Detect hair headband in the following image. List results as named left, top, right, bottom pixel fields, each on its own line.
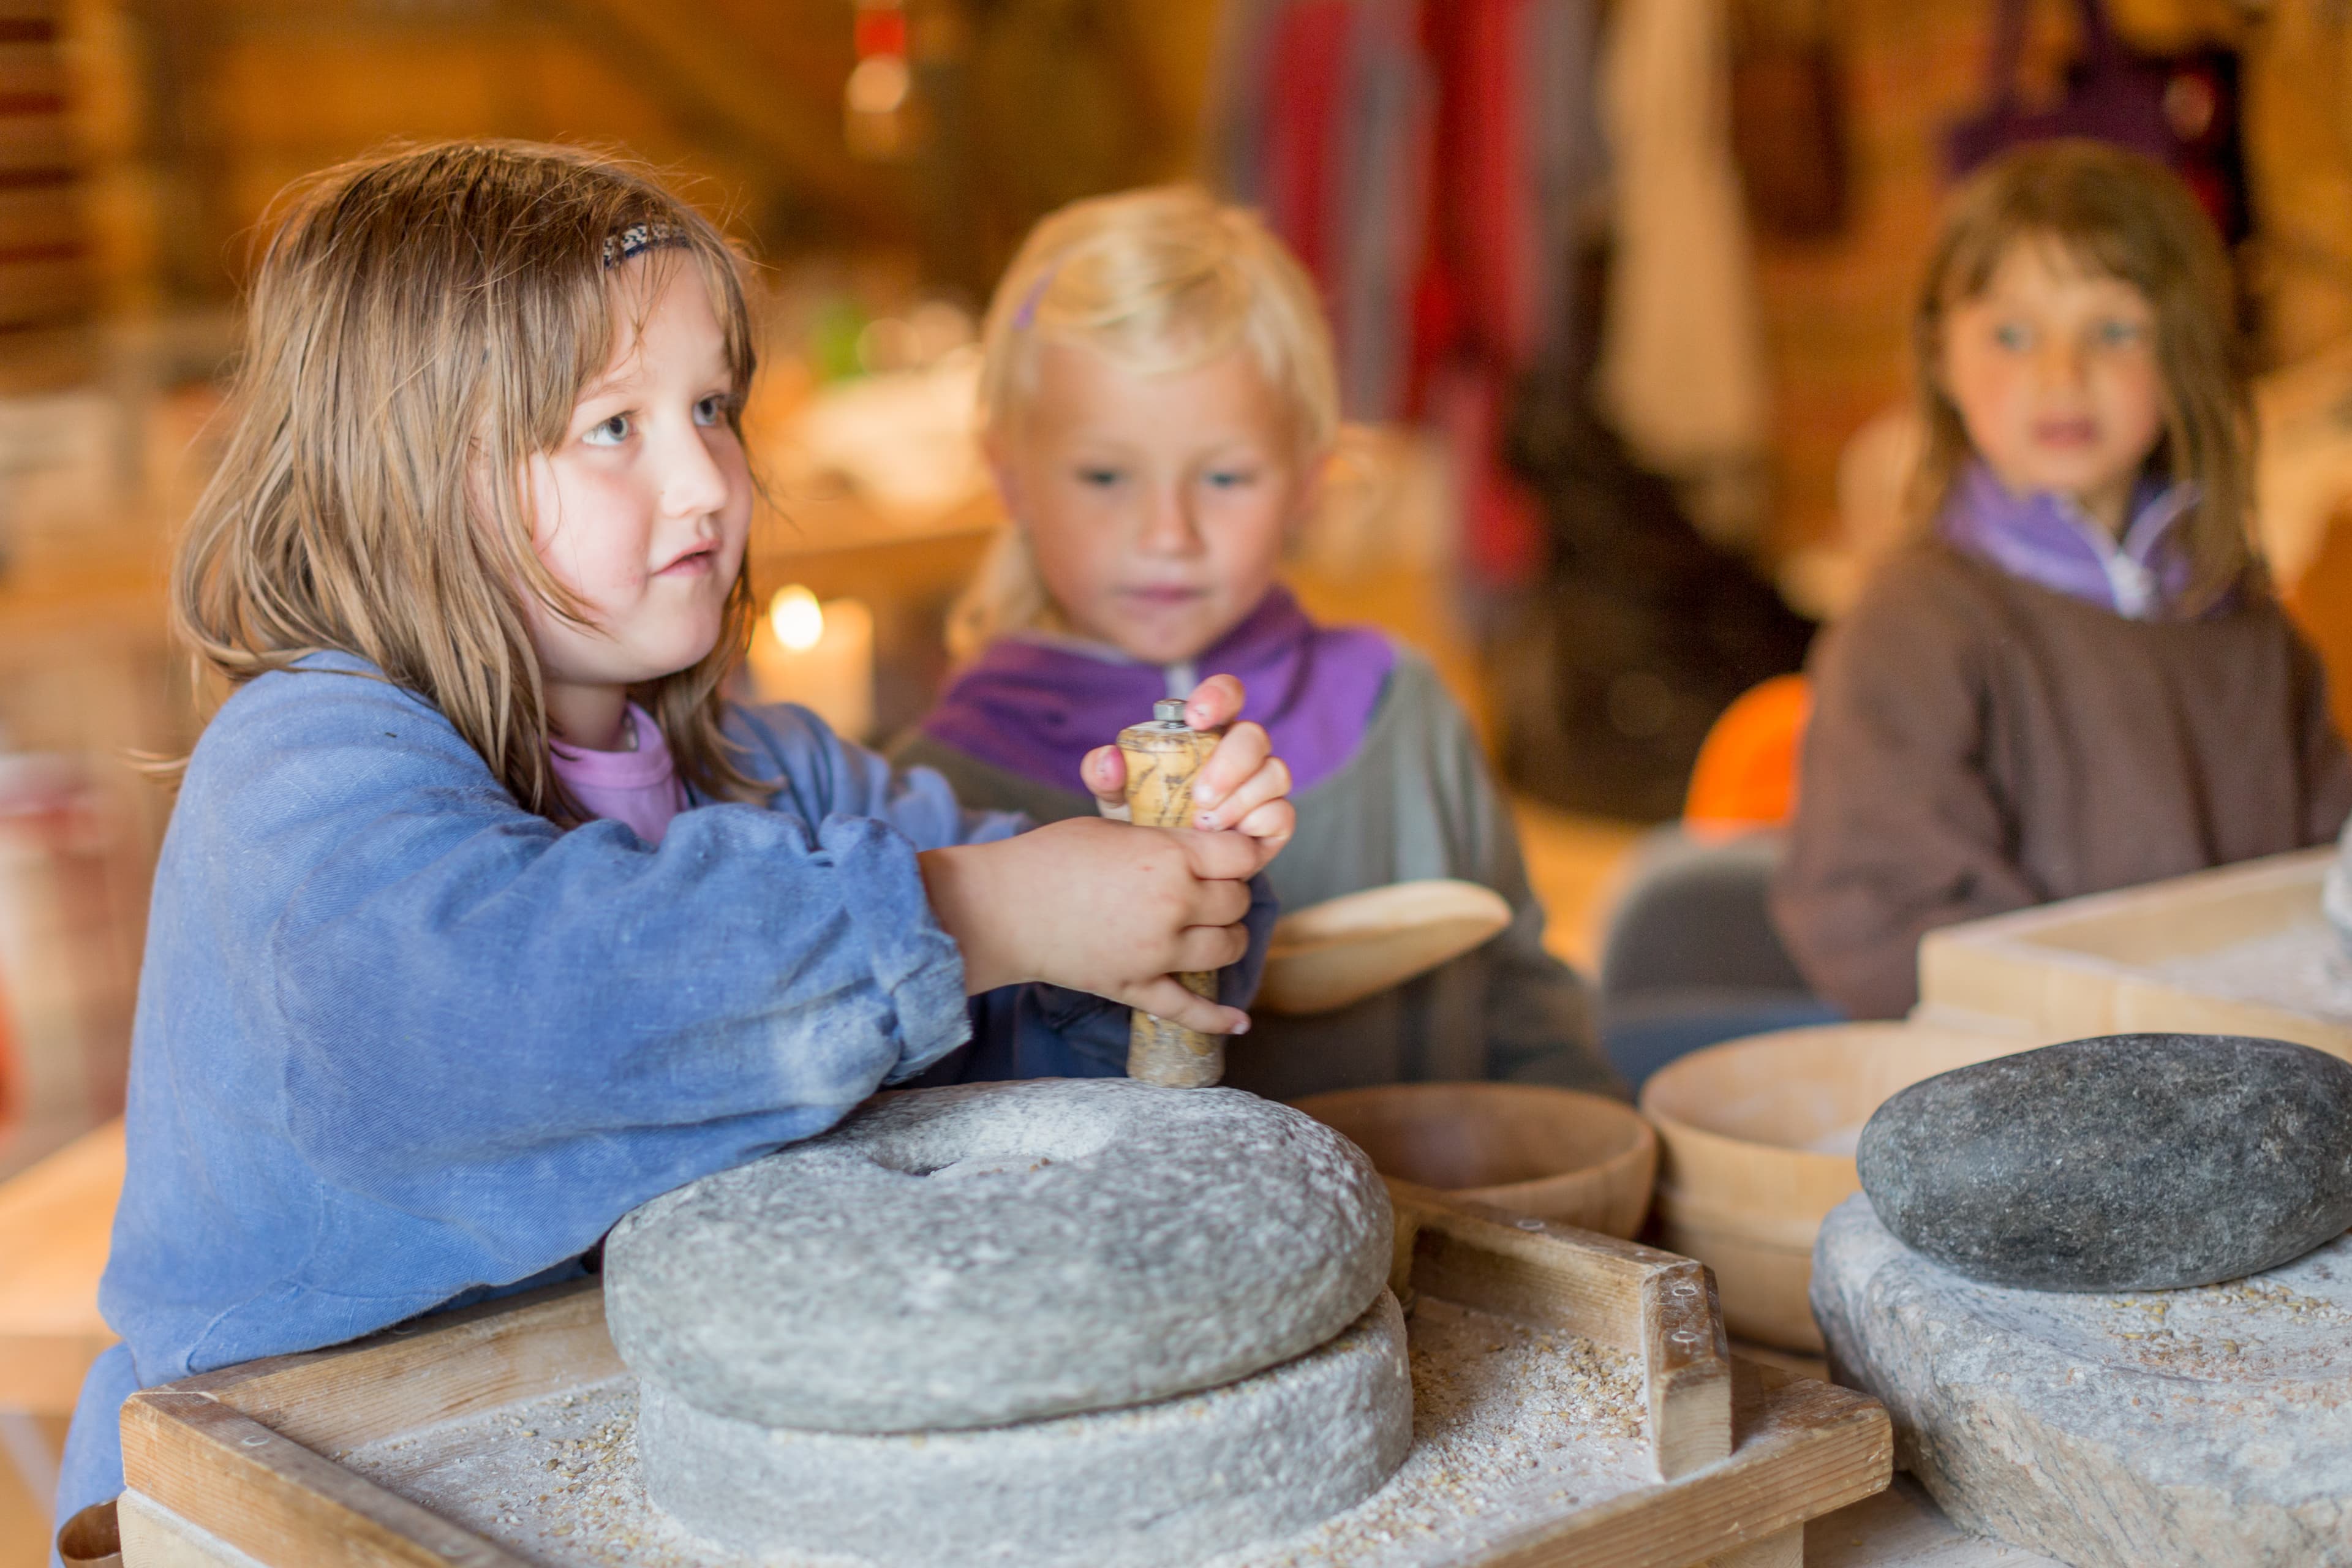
left=1012, top=268, right=1055, bottom=330
left=602, top=220, right=688, bottom=269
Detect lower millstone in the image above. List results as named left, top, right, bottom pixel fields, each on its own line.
left=637, top=1292, right=1415, bottom=1568
left=1814, top=1195, right=2352, bottom=1567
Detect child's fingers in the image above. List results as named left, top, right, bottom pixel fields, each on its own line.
left=1174, top=922, right=1251, bottom=973
left=1191, top=722, right=1271, bottom=818
left=1183, top=673, right=1247, bottom=732
left=1172, top=824, right=1270, bottom=883
left=1180, top=876, right=1253, bottom=932
left=1126, top=973, right=1252, bottom=1037
left=1083, top=744, right=1131, bottom=819
left=1197, top=753, right=1290, bottom=831
left=1231, top=798, right=1296, bottom=853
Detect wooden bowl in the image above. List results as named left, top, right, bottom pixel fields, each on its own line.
left=1639, top=1021, right=2036, bottom=1351
left=1289, top=1082, right=1657, bottom=1239
left=1261, top=880, right=1513, bottom=1014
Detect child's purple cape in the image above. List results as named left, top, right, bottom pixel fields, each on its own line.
left=919, top=586, right=1395, bottom=796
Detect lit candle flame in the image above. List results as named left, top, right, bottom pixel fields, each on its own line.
left=770, top=585, right=825, bottom=652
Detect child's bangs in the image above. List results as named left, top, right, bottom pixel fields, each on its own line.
left=540, top=221, right=754, bottom=449
left=1034, top=262, right=1324, bottom=450
left=1931, top=147, right=2202, bottom=314
left=1079, top=270, right=1253, bottom=378
left=1937, top=213, right=2156, bottom=309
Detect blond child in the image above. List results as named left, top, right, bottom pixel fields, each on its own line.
left=56, top=143, right=1298, bottom=1531
left=894, top=186, right=1618, bottom=1101
left=1773, top=141, right=2352, bottom=1018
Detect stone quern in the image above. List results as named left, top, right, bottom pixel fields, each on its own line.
left=1815, top=1194, right=2352, bottom=1567
left=1856, top=1033, right=2352, bottom=1291
left=637, top=1292, right=1415, bottom=1568
left=605, top=1078, right=1393, bottom=1431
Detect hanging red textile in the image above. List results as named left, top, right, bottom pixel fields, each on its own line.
left=1261, top=1, right=1354, bottom=290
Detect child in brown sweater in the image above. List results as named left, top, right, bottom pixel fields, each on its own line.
left=1772, top=142, right=2352, bottom=1019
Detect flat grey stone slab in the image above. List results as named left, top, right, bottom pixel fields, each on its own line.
left=1815, top=1194, right=2352, bottom=1567
left=637, top=1292, right=1414, bottom=1568
left=606, top=1079, right=1393, bottom=1431
left=1857, top=1033, right=2352, bottom=1291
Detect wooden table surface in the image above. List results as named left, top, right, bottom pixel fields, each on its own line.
left=0, top=1118, right=120, bottom=1416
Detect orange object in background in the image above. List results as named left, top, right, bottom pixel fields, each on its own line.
left=1683, top=674, right=1811, bottom=832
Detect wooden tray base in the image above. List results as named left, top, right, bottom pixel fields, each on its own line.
left=119, top=1186, right=1891, bottom=1568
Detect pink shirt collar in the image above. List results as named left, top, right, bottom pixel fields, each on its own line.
left=549, top=703, right=684, bottom=845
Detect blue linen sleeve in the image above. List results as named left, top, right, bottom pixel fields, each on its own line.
left=207, top=673, right=976, bottom=1226
left=729, top=701, right=1028, bottom=850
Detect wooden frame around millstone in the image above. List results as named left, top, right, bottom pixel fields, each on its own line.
left=116, top=1182, right=1892, bottom=1568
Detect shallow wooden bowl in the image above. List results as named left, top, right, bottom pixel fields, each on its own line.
left=1289, top=1082, right=1657, bottom=1239
left=1260, top=880, right=1513, bottom=1015
left=1638, top=1021, right=2035, bottom=1351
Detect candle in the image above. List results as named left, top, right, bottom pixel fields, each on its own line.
left=748, top=586, right=876, bottom=742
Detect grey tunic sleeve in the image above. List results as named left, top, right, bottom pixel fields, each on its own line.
left=886, top=731, right=1094, bottom=827
left=1362, top=656, right=1616, bottom=1096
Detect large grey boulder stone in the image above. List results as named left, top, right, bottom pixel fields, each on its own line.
left=1815, top=1194, right=2352, bottom=1567
left=606, top=1078, right=1393, bottom=1431
left=638, top=1292, right=1415, bottom=1568
left=1856, top=1033, right=2352, bottom=1291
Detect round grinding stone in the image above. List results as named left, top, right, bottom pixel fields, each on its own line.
left=1858, top=1033, right=2352, bottom=1291
left=636, top=1292, right=1414, bottom=1568
left=605, top=1079, right=1394, bottom=1432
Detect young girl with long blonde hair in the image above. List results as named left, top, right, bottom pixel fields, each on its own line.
left=1773, top=141, right=2352, bottom=1019
left=55, top=142, right=1297, bottom=1528
left=895, top=186, right=1617, bottom=1100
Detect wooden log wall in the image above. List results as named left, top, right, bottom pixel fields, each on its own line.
left=0, top=1, right=85, bottom=337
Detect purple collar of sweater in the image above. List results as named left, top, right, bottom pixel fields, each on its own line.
left=1939, top=461, right=2203, bottom=620
left=919, top=586, right=1395, bottom=797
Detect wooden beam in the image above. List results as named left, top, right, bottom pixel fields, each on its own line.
left=1386, top=1180, right=1733, bottom=1482
left=552, top=0, right=903, bottom=236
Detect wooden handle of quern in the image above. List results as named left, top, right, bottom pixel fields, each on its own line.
left=1118, top=698, right=1226, bottom=1087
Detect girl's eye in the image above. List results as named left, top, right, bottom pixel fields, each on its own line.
left=1992, top=322, right=2033, bottom=352
left=583, top=413, right=631, bottom=447
left=2094, top=318, right=2147, bottom=348
left=1076, top=467, right=1123, bottom=488
left=694, top=394, right=730, bottom=427
left=1205, top=469, right=1259, bottom=490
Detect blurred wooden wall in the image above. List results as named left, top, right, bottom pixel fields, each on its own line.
left=51, top=0, right=1223, bottom=311
left=34, top=0, right=2352, bottom=560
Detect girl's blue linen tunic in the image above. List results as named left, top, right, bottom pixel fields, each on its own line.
left=55, top=654, right=1259, bottom=1533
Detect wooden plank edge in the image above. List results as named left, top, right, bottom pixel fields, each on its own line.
left=1387, top=1179, right=1686, bottom=1349
left=2109, top=974, right=2352, bottom=1058
left=1920, top=848, right=2330, bottom=949
left=166, top=1278, right=605, bottom=1412
left=1642, top=1263, right=1732, bottom=1480
left=1474, top=1376, right=1892, bottom=1568
left=1385, top=1180, right=1734, bottom=1483
left=119, top=1488, right=272, bottom=1567
left=122, top=1389, right=524, bottom=1568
